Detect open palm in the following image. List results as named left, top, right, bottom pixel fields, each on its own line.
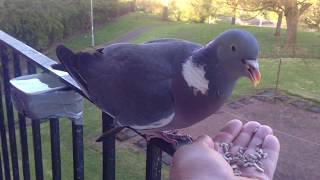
left=171, top=119, right=280, bottom=180
left=213, top=120, right=280, bottom=180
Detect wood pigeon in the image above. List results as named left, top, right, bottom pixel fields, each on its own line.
left=56, top=29, right=261, bottom=144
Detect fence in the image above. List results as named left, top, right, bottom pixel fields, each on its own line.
left=0, top=30, right=174, bottom=180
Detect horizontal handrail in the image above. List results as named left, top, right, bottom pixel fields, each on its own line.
left=0, top=30, right=83, bottom=96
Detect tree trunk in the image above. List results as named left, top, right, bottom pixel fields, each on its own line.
left=283, top=1, right=311, bottom=55
left=231, top=7, right=236, bottom=25
left=131, top=0, right=136, bottom=11
left=284, top=1, right=299, bottom=54
left=274, top=11, right=283, bottom=36
left=231, top=15, right=236, bottom=25
left=162, top=6, right=169, bottom=21
left=200, top=16, right=206, bottom=23
left=284, top=12, right=298, bottom=54
left=176, top=12, right=181, bottom=21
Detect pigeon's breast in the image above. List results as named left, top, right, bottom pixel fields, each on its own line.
left=161, top=69, right=225, bottom=130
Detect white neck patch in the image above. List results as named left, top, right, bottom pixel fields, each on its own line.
left=182, top=57, right=209, bottom=95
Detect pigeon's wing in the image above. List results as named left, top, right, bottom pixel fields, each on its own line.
left=144, top=38, right=183, bottom=44
left=56, top=44, right=175, bottom=130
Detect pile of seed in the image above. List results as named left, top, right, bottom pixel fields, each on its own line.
left=219, top=143, right=268, bottom=176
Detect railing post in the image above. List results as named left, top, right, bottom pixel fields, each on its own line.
left=0, top=45, right=20, bottom=180
left=13, top=52, right=31, bottom=180
left=32, top=119, right=44, bottom=180
left=102, top=112, right=115, bottom=180
left=50, top=118, right=61, bottom=180
left=18, top=114, right=31, bottom=180
left=0, top=151, right=3, bottom=180
left=72, top=120, right=84, bottom=180
left=0, top=68, right=11, bottom=180
left=146, top=139, right=162, bottom=180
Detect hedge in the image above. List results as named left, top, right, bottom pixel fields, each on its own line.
left=0, top=0, right=134, bottom=51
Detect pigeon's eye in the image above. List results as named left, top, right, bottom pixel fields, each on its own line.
left=231, top=45, right=236, bottom=52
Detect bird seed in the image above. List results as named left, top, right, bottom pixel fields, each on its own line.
left=219, top=142, right=267, bottom=176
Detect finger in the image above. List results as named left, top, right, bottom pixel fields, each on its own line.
left=261, top=135, right=280, bottom=179
left=240, top=135, right=280, bottom=180
left=247, top=125, right=273, bottom=152
left=194, top=135, right=215, bottom=149
left=230, top=121, right=261, bottom=154
left=213, top=119, right=243, bottom=143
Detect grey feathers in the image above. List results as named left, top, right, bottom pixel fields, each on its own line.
left=56, top=29, right=260, bottom=131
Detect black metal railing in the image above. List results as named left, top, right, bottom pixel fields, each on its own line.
left=0, top=30, right=175, bottom=180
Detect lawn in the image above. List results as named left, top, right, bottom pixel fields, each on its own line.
left=62, top=12, right=166, bottom=51
left=131, top=20, right=320, bottom=58
left=13, top=12, right=320, bottom=180
left=234, top=58, right=320, bottom=101
left=129, top=19, right=320, bottom=101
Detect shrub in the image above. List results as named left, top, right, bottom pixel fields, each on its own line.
left=0, top=0, right=133, bottom=51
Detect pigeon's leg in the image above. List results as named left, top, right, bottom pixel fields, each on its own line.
left=146, top=130, right=193, bottom=146
left=96, top=126, right=125, bottom=142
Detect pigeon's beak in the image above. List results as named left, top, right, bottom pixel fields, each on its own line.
left=244, top=60, right=261, bottom=87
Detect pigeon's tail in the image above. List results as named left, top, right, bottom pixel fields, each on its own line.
left=56, top=45, right=98, bottom=94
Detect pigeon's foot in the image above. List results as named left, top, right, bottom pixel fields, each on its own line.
left=146, top=130, right=193, bottom=146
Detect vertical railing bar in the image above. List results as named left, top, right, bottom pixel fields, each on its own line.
left=72, top=121, right=84, bottom=180
left=0, top=148, right=3, bottom=180
left=18, top=114, right=31, bottom=180
left=0, top=47, right=11, bottom=180
left=50, top=118, right=61, bottom=180
left=13, top=51, right=31, bottom=180
left=31, top=119, right=44, bottom=180
left=27, top=62, right=36, bottom=74
left=0, top=45, right=20, bottom=180
left=12, top=51, right=21, bottom=77
left=146, top=140, right=162, bottom=180
left=102, top=112, right=115, bottom=180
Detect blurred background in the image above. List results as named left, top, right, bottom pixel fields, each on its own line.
left=0, top=0, right=319, bottom=179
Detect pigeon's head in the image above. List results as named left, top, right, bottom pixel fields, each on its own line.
left=199, top=29, right=261, bottom=86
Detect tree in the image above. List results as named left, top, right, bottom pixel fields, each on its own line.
left=245, top=0, right=312, bottom=52
left=169, top=1, right=183, bottom=21
left=303, top=1, right=320, bottom=31
left=189, top=0, right=215, bottom=23
left=282, top=0, right=312, bottom=51
left=244, top=0, right=284, bottom=36
left=226, top=0, right=239, bottom=24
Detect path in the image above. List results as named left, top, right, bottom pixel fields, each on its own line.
left=181, top=91, right=320, bottom=180
left=85, top=25, right=156, bottom=52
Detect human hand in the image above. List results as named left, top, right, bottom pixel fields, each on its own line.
left=170, top=119, right=280, bottom=180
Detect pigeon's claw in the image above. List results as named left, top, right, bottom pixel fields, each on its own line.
left=146, top=131, right=193, bottom=146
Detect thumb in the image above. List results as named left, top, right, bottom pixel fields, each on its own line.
left=194, top=135, right=215, bottom=149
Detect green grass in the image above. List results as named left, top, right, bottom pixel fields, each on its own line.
left=233, top=58, right=320, bottom=101
left=130, top=20, right=320, bottom=101
left=12, top=12, right=320, bottom=180
left=131, top=20, right=320, bottom=58
left=46, top=12, right=166, bottom=58
left=64, top=12, right=165, bottom=51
